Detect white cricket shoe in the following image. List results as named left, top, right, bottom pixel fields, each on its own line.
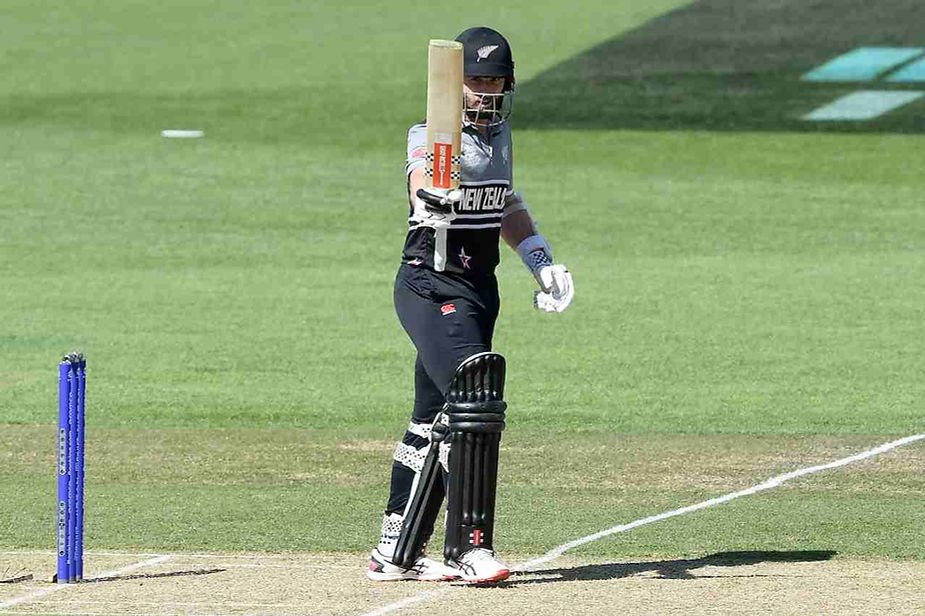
left=446, top=548, right=510, bottom=584
left=366, top=548, right=459, bottom=582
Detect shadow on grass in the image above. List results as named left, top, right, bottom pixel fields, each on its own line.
left=509, top=550, right=837, bottom=585
left=515, top=0, right=925, bottom=133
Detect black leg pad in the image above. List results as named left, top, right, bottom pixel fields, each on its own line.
left=392, top=439, right=445, bottom=568
left=443, top=352, right=507, bottom=562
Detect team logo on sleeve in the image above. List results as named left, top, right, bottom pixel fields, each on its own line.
left=441, top=303, right=457, bottom=316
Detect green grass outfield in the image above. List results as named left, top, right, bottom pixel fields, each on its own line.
left=2, top=0, right=924, bottom=566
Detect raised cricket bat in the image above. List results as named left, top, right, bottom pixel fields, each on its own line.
left=425, top=40, right=463, bottom=190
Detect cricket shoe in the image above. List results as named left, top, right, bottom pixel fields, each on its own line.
left=446, top=548, right=510, bottom=584
left=366, top=548, right=460, bottom=582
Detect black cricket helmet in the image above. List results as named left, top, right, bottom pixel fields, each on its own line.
left=455, top=26, right=515, bottom=125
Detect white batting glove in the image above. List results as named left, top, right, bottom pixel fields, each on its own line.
left=534, top=264, right=574, bottom=313
left=412, top=187, right=461, bottom=230
left=517, top=234, right=574, bottom=313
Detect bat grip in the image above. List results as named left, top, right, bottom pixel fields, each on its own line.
left=416, top=188, right=454, bottom=214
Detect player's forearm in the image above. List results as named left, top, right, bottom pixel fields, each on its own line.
left=500, top=209, right=538, bottom=250
left=407, top=168, right=426, bottom=207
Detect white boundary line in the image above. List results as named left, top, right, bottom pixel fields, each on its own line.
left=358, top=433, right=925, bottom=616
left=0, top=555, right=171, bottom=610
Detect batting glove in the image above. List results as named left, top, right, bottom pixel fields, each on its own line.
left=412, top=187, right=461, bottom=230
left=534, top=264, right=574, bottom=313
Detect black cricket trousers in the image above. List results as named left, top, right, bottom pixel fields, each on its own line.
left=386, top=263, right=500, bottom=514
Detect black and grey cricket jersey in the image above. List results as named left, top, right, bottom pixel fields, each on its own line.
left=402, top=122, right=514, bottom=277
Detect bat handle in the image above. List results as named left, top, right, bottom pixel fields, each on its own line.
left=416, top=188, right=454, bottom=214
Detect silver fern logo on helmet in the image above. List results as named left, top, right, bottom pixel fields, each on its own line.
left=476, top=45, right=500, bottom=61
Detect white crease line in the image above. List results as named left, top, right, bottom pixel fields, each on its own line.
left=0, top=555, right=171, bottom=610
left=117, top=552, right=334, bottom=561
left=30, top=600, right=306, bottom=608
left=0, top=551, right=160, bottom=557
left=0, top=554, right=355, bottom=572
left=0, top=612, right=234, bottom=616
left=0, top=550, right=359, bottom=568
left=360, top=589, right=454, bottom=616
left=359, top=433, right=925, bottom=616
left=0, top=550, right=313, bottom=560
left=172, top=562, right=356, bottom=569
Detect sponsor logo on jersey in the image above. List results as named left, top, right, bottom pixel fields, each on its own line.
left=441, top=303, right=457, bottom=316
left=457, top=184, right=506, bottom=212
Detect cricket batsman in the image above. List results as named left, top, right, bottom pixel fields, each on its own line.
left=367, top=26, right=574, bottom=584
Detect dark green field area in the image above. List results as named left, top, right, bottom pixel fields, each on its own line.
left=1, top=0, right=924, bottom=570
left=518, top=0, right=925, bottom=132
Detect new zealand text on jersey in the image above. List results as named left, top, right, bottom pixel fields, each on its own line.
left=457, top=184, right=507, bottom=212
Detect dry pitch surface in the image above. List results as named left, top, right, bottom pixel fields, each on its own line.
left=2, top=551, right=924, bottom=616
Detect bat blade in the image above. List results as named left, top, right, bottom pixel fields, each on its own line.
left=425, top=39, right=463, bottom=190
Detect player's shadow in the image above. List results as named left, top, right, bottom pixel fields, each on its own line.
left=81, top=568, right=227, bottom=583
left=508, top=550, right=836, bottom=585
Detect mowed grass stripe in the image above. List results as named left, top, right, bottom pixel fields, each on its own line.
left=3, top=131, right=924, bottom=434
left=2, top=428, right=923, bottom=558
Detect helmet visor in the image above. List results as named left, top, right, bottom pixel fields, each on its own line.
left=464, top=91, right=514, bottom=127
